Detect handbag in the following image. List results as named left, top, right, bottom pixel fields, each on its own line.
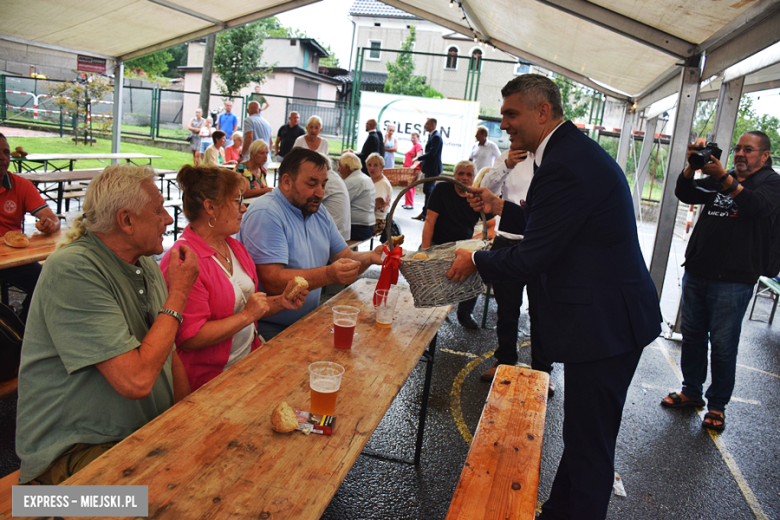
left=186, top=134, right=193, bottom=142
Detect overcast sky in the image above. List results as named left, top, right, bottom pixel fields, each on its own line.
left=277, top=0, right=356, bottom=69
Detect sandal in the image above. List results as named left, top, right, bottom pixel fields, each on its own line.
left=702, top=411, right=726, bottom=431
left=660, top=392, right=705, bottom=409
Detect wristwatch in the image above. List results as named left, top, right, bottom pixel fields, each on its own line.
left=158, top=308, right=183, bottom=325
left=722, top=177, right=740, bottom=194
left=719, top=173, right=731, bottom=184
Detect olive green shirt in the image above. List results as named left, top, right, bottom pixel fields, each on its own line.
left=16, top=232, right=174, bottom=483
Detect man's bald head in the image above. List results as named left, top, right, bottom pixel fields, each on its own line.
left=247, top=101, right=260, bottom=115
left=366, top=119, right=377, bottom=131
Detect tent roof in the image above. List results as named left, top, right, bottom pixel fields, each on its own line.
left=1, top=0, right=779, bottom=101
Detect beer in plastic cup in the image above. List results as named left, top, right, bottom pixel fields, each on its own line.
left=374, top=287, right=400, bottom=328
left=309, top=361, right=344, bottom=415
left=332, top=305, right=360, bottom=349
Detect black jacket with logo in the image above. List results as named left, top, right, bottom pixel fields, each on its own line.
left=676, top=165, right=780, bottom=284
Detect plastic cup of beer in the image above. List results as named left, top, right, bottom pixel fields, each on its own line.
left=309, top=361, right=344, bottom=416
left=374, top=287, right=400, bottom=328
left=333, top=305, right=360, bottom=349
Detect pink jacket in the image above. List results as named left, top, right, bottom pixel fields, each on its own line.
left=159, top=225, right=261, bottom=391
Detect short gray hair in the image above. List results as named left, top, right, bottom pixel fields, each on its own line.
left=501, top=74, right=564, bottom=119
left=340, top=152, right=362, bottom=172
left=306, top=115, right=322, bottom=128
left=63, top=164, right=155, bottom=245
left=454, top=160, right=475, bottom=175
left=476, top=125, right=488, bottom=135
left=367, top=152, right=385, bottom=168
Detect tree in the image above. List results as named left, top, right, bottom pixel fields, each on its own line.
left=124, top=50, right=173, bottom=79
left=46, top=73, right=113, bottom=146
left=552, top=76, right=590, bottom=122
left=320, top=44, right=339, bottom=68
left=213, top=23, right=273, bottom=98
left=384, top=26, right=443, bottom=98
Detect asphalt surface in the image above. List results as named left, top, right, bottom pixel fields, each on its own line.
left=2, top=185, right=779, bottom=520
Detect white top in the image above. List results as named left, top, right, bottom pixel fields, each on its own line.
left=293, top=135, right=329, bottom=156
left=212, top=248, right=255, bottom=370
left=343, top=170, right=376, bottom=226
left=373, top=175, right=393, bottom=220
left=481, top=149, right=535, bottom=240
left=469, top=139, right=502, bottom=172
left=323, top=169, right=351, bottom=241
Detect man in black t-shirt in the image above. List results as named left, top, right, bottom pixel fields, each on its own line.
left=274, top=111, right=306, bottom=161
left=422, top=159, right=494, bottom=329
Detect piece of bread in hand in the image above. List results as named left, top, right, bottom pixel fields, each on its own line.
left=4, top=231, right=29, bottom=248
left=284, top=276, right=309, bottom=300
left=271, top=401, right=299, bottom=433
left=391, top=235, right=404, bottom=248
left=411, top=252, right=429, bottom=260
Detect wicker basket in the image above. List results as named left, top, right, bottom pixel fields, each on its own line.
left=383, top=167, right=419, bottom=187
left=385, top=176, right=489, bottom=308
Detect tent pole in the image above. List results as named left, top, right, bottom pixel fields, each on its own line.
left=111, top=61, right=124, bottom=160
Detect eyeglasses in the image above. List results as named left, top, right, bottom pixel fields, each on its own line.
left=233, top=194, right=244, bottom=206
left=733, top=146, right=767, bottom=154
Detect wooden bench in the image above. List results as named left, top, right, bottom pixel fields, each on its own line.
left=749, top=275, right=780, bottom=325
left=0, top=469, right=20, bottom=516
left=445, top=365, right=549, bottom=520
left=163, top=199, right=184, bottom=240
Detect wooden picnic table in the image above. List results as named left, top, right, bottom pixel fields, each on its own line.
left=12, top=153, right=162, bottom=173
left=48, top=279, right=450, bottom=519
left=0, top=229, right=67, bottom=270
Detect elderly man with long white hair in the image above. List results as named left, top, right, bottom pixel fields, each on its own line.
left=15, top=164, right=199, bottom=485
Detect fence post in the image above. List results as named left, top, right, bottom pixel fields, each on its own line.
left=156, top=88, right=162, bottom=139
left=0, top=75, right=5, bottom=122
left=59, top=111, right=63, bottom=138
left=150, top=87, right=157, bottom=138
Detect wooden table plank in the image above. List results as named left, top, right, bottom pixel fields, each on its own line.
left=446, top=365, right=549, bottom=520
left=0, top=229, right=67, bottom=269
left=35, top=279, right=449, bottom=520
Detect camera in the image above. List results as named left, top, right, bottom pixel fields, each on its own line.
left=688, top=142, right=722, bottom=170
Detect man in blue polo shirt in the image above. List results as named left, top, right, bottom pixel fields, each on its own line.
left=216, top=100, right=238, bottom=146
left=237, top=148, right=383, bottom=340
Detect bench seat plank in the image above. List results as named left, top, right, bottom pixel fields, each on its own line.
left=0, top=469, right=20, bottom=515
left=446, top=365, right=549, bottom=520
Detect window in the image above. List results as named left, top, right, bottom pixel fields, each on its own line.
left=469, top=48, right=482, bottom=72
left=514, top=62, right=530, bottom=75
left=303, top=48, right=309, bottom=70
left=368, top=40, right=382, bottom=60
left=374, top=22, right=381, bottom=27
left=445, top=46, right=458, bottom=70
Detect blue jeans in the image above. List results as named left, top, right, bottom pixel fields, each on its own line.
left=679, top=272, right=754, bottom=412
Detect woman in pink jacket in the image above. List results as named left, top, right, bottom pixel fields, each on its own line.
left=160, top=165, right=306, bottom=391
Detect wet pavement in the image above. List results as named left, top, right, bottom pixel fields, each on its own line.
left=2, top=186, right=779, bottom=519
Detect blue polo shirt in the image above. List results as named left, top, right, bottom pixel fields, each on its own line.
left=237, top=189, right=347, bottom=326
left=217, top=112, right=238, bottom=138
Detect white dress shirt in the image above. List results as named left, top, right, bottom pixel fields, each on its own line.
left=470, top=139, right=502, bottom=172
left=481, top=149, right=535, bottom=240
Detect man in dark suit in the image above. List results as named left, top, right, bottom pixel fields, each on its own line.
left=447, top=75, right=661, bottom=520
left=413, top=118, right=443, bottom=221
left=357, top=119, right=384, bottom=175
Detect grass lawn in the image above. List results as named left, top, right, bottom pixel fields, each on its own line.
left=8, top=136, right=193, bottom=171
left=122, top=123, right=190, bottom=140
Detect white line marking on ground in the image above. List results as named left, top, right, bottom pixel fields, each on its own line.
left=654, top=340, right=769, bottom=520
left=441, top=348, right=479, bottom=359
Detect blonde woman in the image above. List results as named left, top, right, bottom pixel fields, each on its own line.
left=235, top=139, right=273, bottom=199
left=293, top=115, right=329, bottom=155
left=366, top=153, right=393, bottom=236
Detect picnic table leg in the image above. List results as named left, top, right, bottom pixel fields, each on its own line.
left=414, top=333, right=437, bottom=465
left=57, top=182, right=64, bottom=214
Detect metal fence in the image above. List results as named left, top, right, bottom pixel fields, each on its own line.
left=0, top=75, right=347, bottom=145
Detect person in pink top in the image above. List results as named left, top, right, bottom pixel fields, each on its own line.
left=160, top=165, right=307, bottom=391
left=402, top=131, right=423, bottom=209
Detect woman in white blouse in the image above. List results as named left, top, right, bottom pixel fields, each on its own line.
left=293, top=115, right=329, bottom=156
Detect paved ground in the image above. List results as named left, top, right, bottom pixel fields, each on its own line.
left=2, top=184, right=779, bottom=520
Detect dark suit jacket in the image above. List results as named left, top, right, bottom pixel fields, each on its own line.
left=474, top=121, right=661, bottom=363
left=358, top=130, right=385, bottom=174
left=418, top=129, right=443, bottom=177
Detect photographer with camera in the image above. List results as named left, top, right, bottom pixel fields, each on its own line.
left=662, top=131, right=780, bottom=431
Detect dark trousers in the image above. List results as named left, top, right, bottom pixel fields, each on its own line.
left=0, top=262, right=42, bottom=324
left=539, top=347, right=644, bottom=520
left=350, top=224, right=375, bottom=241
left=457, top=297, right=477, bottom=318
left=421, top=174, right=438, bottom=217
left=490, top=236, right=552, bottom=372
